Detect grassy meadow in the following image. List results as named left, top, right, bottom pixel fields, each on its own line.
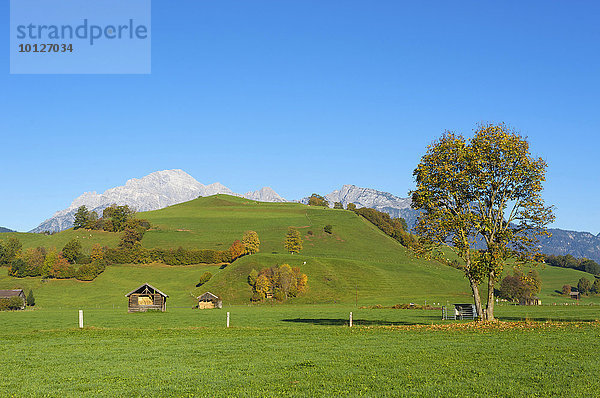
left=1, top=305, right=600, bottom=397
left=2, top=195, right=600, bottom=396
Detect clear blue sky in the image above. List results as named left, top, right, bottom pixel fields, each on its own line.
left=1, top=1, right=599, bottom=233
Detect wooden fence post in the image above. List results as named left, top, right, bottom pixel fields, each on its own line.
left=349, top=312, right=353, bottom=327
left=79, top=310, right=83, bottom=329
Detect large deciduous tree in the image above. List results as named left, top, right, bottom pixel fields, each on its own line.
left=411, top=123, right=554, bottom=321
left=411, top=133, right=486, bottom=318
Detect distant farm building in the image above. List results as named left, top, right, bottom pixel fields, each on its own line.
left=442, top=303, right=478, bottom=320
left=197, top=292, right=222, bottom=309
left=0, top=289, right=26, bottom=310
left=125, top=283, right=168, bottom=312
left=570, top=291, right=580, bottom=300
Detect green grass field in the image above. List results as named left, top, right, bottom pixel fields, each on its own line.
left=1, top=305, right=600, bottom=397
left=2, top=195, right=600, bottom=396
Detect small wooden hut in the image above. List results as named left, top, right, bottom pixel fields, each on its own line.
left=0, top=289, right=26, bottom=310
left=570, top=291, right=580, bottom=300
left=520, top=297, right=541, bottom=306
left=125, top=283, right=168, bottom=312
left=197, top=292, right=222, bottom=309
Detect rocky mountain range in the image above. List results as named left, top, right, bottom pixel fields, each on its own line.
left=0, top=227, right=15, bottom=233
left=243, top=187, right=287, bottom=203
left=31, top=170, right=287, bottom=233
left=301, top=184, right=419, bottom=228
left=539, top=229, right=600, bottom=262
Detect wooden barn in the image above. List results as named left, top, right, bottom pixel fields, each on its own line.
left=197, top=292, right=222, bottom=309
left=125, top=283, right=168, bottom=312
left=0, top=289, right=26, bottom=310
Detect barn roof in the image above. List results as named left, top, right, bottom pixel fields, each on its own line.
left=125, top=283, right=168, bottom=298
left=197, top=292, right=219, bottom=301
left=0, top=289, right=24, bottom=298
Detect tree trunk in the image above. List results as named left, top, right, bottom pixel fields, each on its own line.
left=485, top=270, right=495, bottom=321
left=469, top=277, right=484, bottom=321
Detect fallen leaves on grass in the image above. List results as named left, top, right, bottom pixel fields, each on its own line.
left=372, top=320, right=600, bottom=333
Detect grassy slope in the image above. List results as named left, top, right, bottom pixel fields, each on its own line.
left=143, top=195, right=472, bottom=305
left=2, top=229, right=120, bottom=252
left=0, top=194, right=595, bottom=307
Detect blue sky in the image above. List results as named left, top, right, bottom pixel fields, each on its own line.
left=1, top=0, right=599, bottom=233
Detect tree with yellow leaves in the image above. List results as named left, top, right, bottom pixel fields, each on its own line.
left=411, top=123, right=554, bottom=321
left=284, top=227, right=303, bottom=254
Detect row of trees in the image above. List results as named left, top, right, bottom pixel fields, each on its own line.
left=352, top=207, right=419, bottom=250
left=248, top=264, right=308, bottom=301
left=73, top=204, right=139, bottom=233
left=411, top=123, right=555, bottom=321
left=3, top=228, right=260, bottom=283
left=104, top=230, right=260, bottom=265
left=545, top=254, right=600, bottom=276
left=7, top=238, right=107, bottom=281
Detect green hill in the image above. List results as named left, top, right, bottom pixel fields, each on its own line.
left=0, top=195, right=596, bottom=307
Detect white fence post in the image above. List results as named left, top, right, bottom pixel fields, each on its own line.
left=79, top=310, right=83, bottom=329
left=349, top=312, right=353, bottom=327
left=227, top=311, right=230, bottom=328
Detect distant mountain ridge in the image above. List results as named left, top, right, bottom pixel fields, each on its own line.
left=309, top=185, right=600, bottom=263
left=244, top=187, right=287, bottom=203
left=301, top=184, right=420, bottom=228
left=0, top=227, right=15, bottom=233
left=31, top=170, right=287, bottom=233
left=539, top=229, right=600, bottom=262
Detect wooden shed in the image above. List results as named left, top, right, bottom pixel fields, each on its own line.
left=125, top=283, right=168, bottom=312
left=0, top=289, right=26, bottom=310
left=197, top=292, right=222, bottom=309
left=570, top=291, right=580, bottom=300
left=520, top=297, right=541, bottom=306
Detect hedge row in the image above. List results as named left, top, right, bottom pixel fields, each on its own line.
left=104, top=245, right=240, bottom=265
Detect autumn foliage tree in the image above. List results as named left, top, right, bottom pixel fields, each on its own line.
left=248, top=264, right=308, bottom=301
left=228, top=240, right=245, bottom=261
left=242, top=231, right=260, bottom=255
left=307, top=194, right=329, bottom=207
left=284, top=227, right=303, bottom=254
left=498, top=268, right=541, bottom=303
left=91, top=244, right=104, bottom=262
left=411, top=123, right=554, bottom=321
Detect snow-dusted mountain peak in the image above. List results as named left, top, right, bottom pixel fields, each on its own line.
left=31, top=170, right=285, bottom=233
